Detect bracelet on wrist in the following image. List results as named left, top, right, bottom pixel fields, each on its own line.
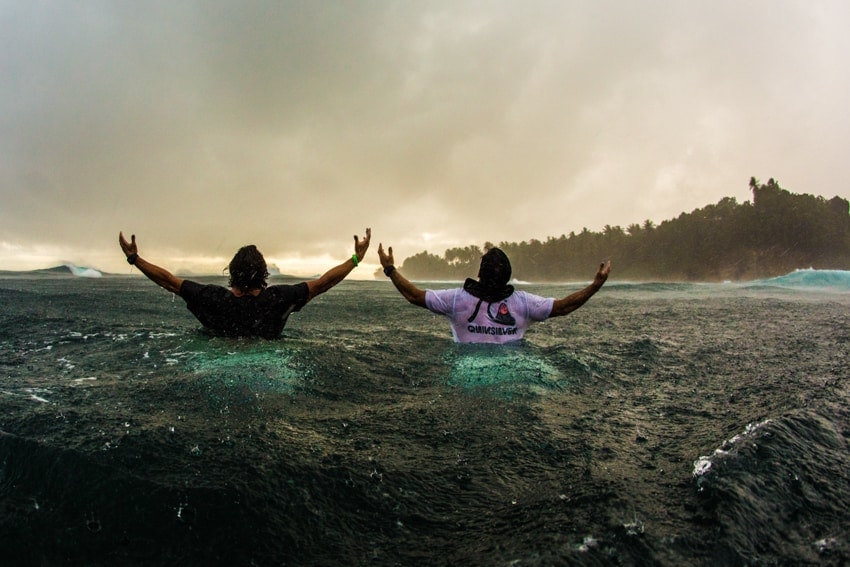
left=351, top=254, right=359, bottom=267
left=127, top=253, right=139, bottom=265
left=383, top=265, right=395, bottom=277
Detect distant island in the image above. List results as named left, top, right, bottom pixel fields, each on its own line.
left=0, top=262, right=308, bottom=280
left=389, top=178, right=850, bottom=282
left=0, top=264, right=105, bottom=278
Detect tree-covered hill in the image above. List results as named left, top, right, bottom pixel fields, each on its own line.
left=392, top=178, right=850, bottom=282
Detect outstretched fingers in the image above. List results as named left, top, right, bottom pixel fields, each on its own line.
left=596, top=260, right=612, bottom=282
left=378, top=243, right=394, bottom=266
left=354, top=227, right=371, bottom=259
left=118, top=232, right=137, bottom=255
left=354, top=227, right=371, bottom=245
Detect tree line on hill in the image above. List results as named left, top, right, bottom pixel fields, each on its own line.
left=389, top=178, right=850, bottom=282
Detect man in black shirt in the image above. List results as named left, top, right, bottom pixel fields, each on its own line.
left=118, top=229, right=370, bottom=338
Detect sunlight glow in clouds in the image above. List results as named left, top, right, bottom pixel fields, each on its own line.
left=2, top=1, right=850, bottom=275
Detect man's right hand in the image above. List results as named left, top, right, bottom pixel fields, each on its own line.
left=119, top=232, right=138, bottom=258
left=378, top=243, right=395, bottom=268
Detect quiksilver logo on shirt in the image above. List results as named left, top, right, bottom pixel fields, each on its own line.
left=488, top=302, right=516, bottom=326
left=466, top=325, right=518, bottom=336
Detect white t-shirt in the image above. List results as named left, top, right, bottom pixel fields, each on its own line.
left=425, top=288, right=554, bottom=343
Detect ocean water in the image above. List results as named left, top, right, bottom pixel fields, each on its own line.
left=1, top=270, right=849, bottom=566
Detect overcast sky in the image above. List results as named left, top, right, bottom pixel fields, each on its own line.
left=2, top=0, right=849, bottom=277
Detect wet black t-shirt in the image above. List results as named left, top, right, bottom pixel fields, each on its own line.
left=180, top=280, right=310, bottom=339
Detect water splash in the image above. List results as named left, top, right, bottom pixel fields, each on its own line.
left=693, top=419, right=773, bottom=488
left=444, top=344, right=564, bottom=395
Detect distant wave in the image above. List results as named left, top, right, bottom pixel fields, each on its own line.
left=754, top=269, right=850, bottom=290
left=0, top=265, right=104, bottom=277
left=764, top=268, right=850, bottom=289
left=62, top=263, right=103, bottom=278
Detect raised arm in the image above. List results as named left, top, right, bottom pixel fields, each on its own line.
left=549, top=260, right=611, bottom=318
left=119, top=232, right=184, bottom=295
left=377, top=243, right=427, bottom=308
left=306, top=228, right=371, bottom=301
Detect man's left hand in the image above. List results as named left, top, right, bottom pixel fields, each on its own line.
left=354, top=228, right=371, bottom=261
left=595, top=260, right=612, bottom=286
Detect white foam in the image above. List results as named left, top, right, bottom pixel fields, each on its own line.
left=693, top=419, right=773, bottom=478
left=23, top=388, right=51, bottom=403
left=577, top=535, right=598, bottom=552
left=63, top=263, right=103, bottom=278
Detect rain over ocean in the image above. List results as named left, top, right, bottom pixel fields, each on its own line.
left=1, top=267, right=849, bottom=566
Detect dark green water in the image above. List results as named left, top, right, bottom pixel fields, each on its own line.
left=1, top=273, right=849, bottom=566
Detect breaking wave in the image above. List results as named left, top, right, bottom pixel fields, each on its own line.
left=754, top=269, right=850, bottom=290
left=63, top=263, right=103, bottom=278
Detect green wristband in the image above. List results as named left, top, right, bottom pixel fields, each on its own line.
left=351, top=254, right=359, bottom=267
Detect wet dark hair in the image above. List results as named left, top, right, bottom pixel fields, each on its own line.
left=478, top=247, right=512, bottom=289
left=227, top=245, right=269, bottom=291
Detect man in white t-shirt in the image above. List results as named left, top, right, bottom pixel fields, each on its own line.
left=377, top=244, right=611, bottom=344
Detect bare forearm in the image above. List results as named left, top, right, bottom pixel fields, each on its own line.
left=307, top=257, right=357, bottom=300
left=550, top=261, right=611, bottom=317
left=305, top=229, right=371, bottom=300
left=388, top=269, right=426, bottom=307
left=550, top=281, right=603, bottom=317
left=134, top=257, right=183, bottom=295
left=376, top=243, right=426, bottom=307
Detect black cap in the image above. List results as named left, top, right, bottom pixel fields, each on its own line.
left=478, top=247, right=511, bottom=288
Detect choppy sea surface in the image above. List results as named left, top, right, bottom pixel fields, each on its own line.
left=1, top=268, right=849, bottom=566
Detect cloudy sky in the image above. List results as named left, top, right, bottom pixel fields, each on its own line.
left=2, top=1, right=849, bottom=277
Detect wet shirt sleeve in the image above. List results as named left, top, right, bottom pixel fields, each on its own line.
left=179, top=280, right=233, bottom=331
left=425, top=288, right=460, bottom=315
left=520, top=291, right=555, bottom=321
left=179, top=279, right=206, bottom=302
